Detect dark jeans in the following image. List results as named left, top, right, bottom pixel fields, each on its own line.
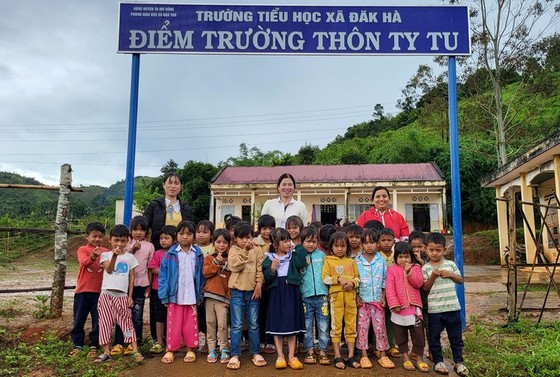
left=70, top=292, right=100, bottom=348
left=428, top=310, right=464, bottom=364
left=115, top=286, right=147, bottom=345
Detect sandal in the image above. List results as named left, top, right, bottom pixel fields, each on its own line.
left=417, top=361, right=430, bottom=373
left=288, top=357, right=304, bottom=370
left=150, top=343, right=164, bottom=354
left=252, top=354, right=267, bottom=367
left=86, top=347, right=98, bottom=359
left=207, top=349, right=218, bottom=363
left=93, top=353, right=111, bottom=363
left=132, top=352, right=144, bottom=363
left=161, top=351, right=175, bottom=364
left=378, top=355, right=396, bottom=369
left=109, top=344, right=124, bottom=356
left=227, top=355, right=240, bottom=370
left=434, top=361, right=449, bottom=375
left=304, top=350, right=317, bottom=364
left=334, top=357, right=346, bottom=370
left=454, top=364, right=469, bottom=377
left=275, top=357, right=287, bottom=369
left=68, top=348, right=81, bottom=357
left=387, top=347, right=401, bottom=358
left=360, top=356, right=373, bottom=369
left=403, top=360, right=416, bottom=371
left=123, top=344, right=134, bottom=356
left=184, top=351, right=197, bottom=363
left=220, top=348, right=230, bottom=364
left=318, top=353, right=331, bottom=365
left=263, top=344, right=276, bottom=354
left=345, top=356, right=360, bottom=369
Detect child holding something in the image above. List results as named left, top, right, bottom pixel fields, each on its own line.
left=355, top=229, right=394, bottom=369
left=202, top=229, right=232, bottom=364
left=226, top=222, right=267, bottom=370
left=158, top=220, right=205, bottom=364
left=69, top=222, right=108, bottom=358
left=299, top=226, right=330, bottom=366
left=94, top=225, right=143, bottom=363
left=422, top=233, right=468, bottom=377
left=112, top=216, right=154, bottom=355
left=263, top=228, right=307, bottom=370
left=147, top=225, right=176, bottom=354
left=386, top=242, right=429, bottom=373
left=321, top=232, right=361, bottom=370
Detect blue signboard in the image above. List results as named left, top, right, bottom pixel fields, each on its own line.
left=118, top=3, right=470, bottom=55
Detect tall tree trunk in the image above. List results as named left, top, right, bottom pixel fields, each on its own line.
left=494, top=80, right=507, bottom=167
left=50, top=164, right=72, bottom=318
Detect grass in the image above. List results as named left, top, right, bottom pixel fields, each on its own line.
left=0, top=329, right=139, bottom=377
left=464, top=317, right=560, bottom=376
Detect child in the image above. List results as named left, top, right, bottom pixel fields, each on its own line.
left=196, top=220, right=215, bottom=257
left=147, top=225, right=176, bottom=354
left=253, top=214, right=276, bottom=354
left=226, top=222, right=267, bottom=370
left=69, top=222, right=108, bottom=358
left=224, top=214, right=242, bottom=238
left=386, top=242, right=429, bottom=373
left=158, top=220, right=205, bottom=364
left=299, top=226, right=330, bottom=366
left=355, top=229, right=395, bottom=369
left=422, top=233, right=468, bottom=376
left=321, top=232, right=361, bottom=369
left=345, top=223, right=363, bottom=259
left=377, top=227, right=401, bottom=358
left=94, top=225, right=143, bottom=363
left=409, top=230, right=428, bottom=265
left=262, top=228, right=307, bottom=370
left=202, top=229, right=232, bottom=364
left=286, top=215, right=304, bottom=245
left=111, top=216, right=154, bottom=355
left=318, top=224, right=336, bottom=254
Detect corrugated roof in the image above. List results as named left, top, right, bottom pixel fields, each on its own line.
left=212, top=163, right=444, bottom=185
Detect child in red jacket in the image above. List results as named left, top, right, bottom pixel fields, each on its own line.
left=385, top=242, right=429, bottom=373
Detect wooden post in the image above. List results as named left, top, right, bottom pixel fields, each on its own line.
left=506, top=187, right=518, bottom=322
left=50, top=164, right=72, bottom=317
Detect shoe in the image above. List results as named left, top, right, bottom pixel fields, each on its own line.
left=304, top=350, right=317, bottom=364
left=252, top=354, right=267, bottom=367
left=68, top=347, right=82, bottom=357
left=150, top=343, right=164, bottom=354
left=288, top=357, right=304, bottom=370
left=220, top=349, right=231, bottom=364
left=86, top=347, right=98, bottom=359
left=377, top=356, right=396, bottom=369
left=417, top=361, right=430, bottom=373
left=434, top=361, right=449, bottom=375
left=109, top=344, right=124, bottom=356
left=454, top=363, right=469, bottom=377
left=318, top=353, right=331, bottom=365
left=207, top=349, right=218, bottom=363
left=263, top=344, right=276, bottom=354
left=275, top=357, right=287, bottom=369
left=227, top=356, right=240, bottom=370
left=183, top=351, right=197, bottom=363
left=123, top=344, right=134, bottom=356
left=93, top=353, right=111, bottom=363
left=360, top=356, right=373, bottom=369
left=387, top=347, right=401, bottom=358
left=161, top=351, right=174, bottom=364
left=403, top=360, right=416, bottom=371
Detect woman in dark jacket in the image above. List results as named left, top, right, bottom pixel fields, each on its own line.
left=143, top=172, right=193, bottom=250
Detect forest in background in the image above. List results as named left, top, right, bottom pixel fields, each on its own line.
left=1, top=34, right=559, bottom=230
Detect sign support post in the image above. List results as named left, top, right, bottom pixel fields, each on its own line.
left=123, top=53, right=141, bottom=226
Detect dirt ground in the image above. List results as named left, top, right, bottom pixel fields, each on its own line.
left=1, top=239, right=559, bottom=376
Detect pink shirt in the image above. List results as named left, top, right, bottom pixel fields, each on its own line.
left=125, top=239, right=154, bottom=287
left=148, top=249, right=167, bottom=290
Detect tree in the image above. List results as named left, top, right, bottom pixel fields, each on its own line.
left=295, top=144, right=320, bottom=165
left=220, top=143, right=291, bottom=167
left=467, top=0, right=559, bottom=166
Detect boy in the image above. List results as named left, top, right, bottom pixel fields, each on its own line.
left=226, top=222, right=266, bottom=370
left=345, top=223, right=363, bottom=259
left=409, top=230, right=428, bottom=265
left=253, top=214, right=275, bottom=253
left=422, top=233, right=468, bottom=377
left=69, top=222, right=108, bottom=358
left=94, top=224, right=143, bottom=363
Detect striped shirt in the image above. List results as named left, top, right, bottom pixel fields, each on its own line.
left=422, top=259, right=461, bottom=313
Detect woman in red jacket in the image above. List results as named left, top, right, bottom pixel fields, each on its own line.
left=385, top=242, right=429, bottom=373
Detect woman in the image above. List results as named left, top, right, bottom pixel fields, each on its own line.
left=261, top=173, right=307, bottom=229
left=356, top=186, right=409, bottom=242
left=143, top=172, right=193, bottom=250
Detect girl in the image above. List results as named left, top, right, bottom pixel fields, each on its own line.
left=195, top=220, right=215, bottom=354
left=386, top=242, right=429, bottom=373
left=203, top=229, right=232, bottom=364
left=285, top=215, right=304, bottom=245
left=299, top=226, right=330, bottom=366
left=355, top=229, right=395, bottom=369
left=321, top=232, right=361, bottom=370
left=262, top=228, right=307, bottom=370
left=112, top=215, right=154, bottom=355
left=148, top=225, right=176, bottom=354
left=158, top=220, right=205, bottom=364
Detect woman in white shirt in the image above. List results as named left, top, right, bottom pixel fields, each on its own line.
left=261, top=173, right=307, bottom=229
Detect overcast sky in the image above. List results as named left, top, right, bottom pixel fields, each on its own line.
left=0, top=0, right=450, bottom=187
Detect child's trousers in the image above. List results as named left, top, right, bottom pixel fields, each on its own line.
left=97, top=293, right=136, bottom=346
left=166, top=303, right=199, bottom=351
left=356, top=302, right=389, bottom=351
left=70, top=292, right=100, bottom=348
left=394, top=321, right=425, bottom=356
left=329, top=291, right=357, bottom=343
left=428, top=310, right=463, bottom=364
left=204, top=298, right=229, bottom=351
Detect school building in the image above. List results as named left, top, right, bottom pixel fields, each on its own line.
left=209, top=163, right=447, bottom=232
left=482, top=131, right=560, bottom=265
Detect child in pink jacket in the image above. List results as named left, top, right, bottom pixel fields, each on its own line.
left=385, top=242, right=429, bottom=373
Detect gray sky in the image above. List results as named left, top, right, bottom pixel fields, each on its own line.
left=0, top=0, right=447, bottom=187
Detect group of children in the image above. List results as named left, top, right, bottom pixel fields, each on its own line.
left=70, top=213, right=468, bottom=376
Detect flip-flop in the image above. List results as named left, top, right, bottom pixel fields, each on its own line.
left=434, top=361, right=450, bottom=375
left=252, top=354, right=267, bottom=367
left=227, top=356, right=240, bottom=370
left=184, top=351, right=197, bottom=363
left=417, top=361, right=430, bottom=373
left=161, top=351, right=175, bottom=364
left=345, top=356, right=360, bottom=369
left=403, top=360, right=416, bottom=371
left=93, top=353, right=111, bottom=363
left=455, top=364, right=469, bottom=377
left=334, top=357, right=346, bottom=370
